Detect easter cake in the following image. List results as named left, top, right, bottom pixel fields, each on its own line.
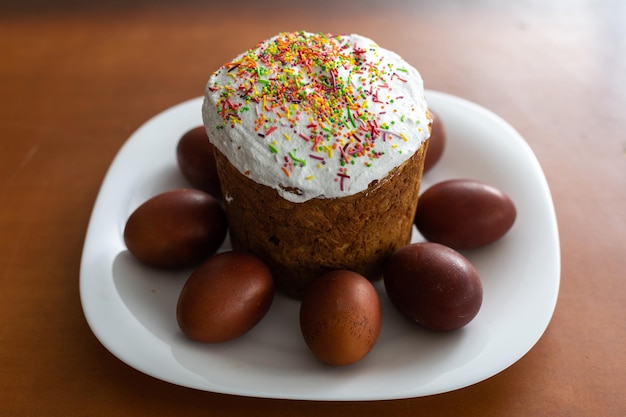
left=202, top=31, right=431, bottom=298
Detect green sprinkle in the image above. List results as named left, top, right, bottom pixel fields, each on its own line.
left=269, top=144, right=279, bottom=154
left=288, top=151, right=306, bottom=166
left=347, top=108, right=356, bottom=128
left=397, top=67, right=409, bottom=73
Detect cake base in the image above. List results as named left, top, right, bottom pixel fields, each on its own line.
left=214, top=140, right=429, bottom=299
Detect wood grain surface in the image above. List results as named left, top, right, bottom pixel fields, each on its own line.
left=1, top=1, right=624, bottom=416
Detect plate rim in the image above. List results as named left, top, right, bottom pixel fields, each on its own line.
left=79, top=90, right=560, bottom=400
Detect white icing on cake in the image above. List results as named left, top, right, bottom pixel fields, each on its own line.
left=203, top=31, right=430, bottom=203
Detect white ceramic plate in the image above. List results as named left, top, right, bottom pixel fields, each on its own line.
left=80, top=91, right=560, bottom=401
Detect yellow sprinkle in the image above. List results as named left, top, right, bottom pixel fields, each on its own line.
left=283, top=133, right=291, bottom=141
left=400, top=133, right=408, bottom=142
left=305, top=175, right=315, bottom=180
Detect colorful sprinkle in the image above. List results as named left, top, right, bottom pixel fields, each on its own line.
left=209, top=31, right=427, bottom=193
left=288, top=151, right=307, bottom=166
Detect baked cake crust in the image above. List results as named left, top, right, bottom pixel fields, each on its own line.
left=215, top=139, right=428, bottom=298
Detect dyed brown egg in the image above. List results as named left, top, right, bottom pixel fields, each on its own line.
left=177, top=251, right=274, bottom=343
left=123, top=189, right=227, bottom=268
left=176, top=126, right=222, bottom=199
left=384, top=242, right=482, bottom=331
left=414, top=179, right=516, bottom=250
left=300, top=270, right=382, bottom=366
left=423, top=110, right=446, bottom=173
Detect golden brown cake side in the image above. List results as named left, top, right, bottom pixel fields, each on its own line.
left=215, top=139, right=429, bottom=299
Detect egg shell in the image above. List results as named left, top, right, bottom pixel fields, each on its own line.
left=123, top=189, right=227, bottom=268
left=414, top=179, right=516, bottom=250
left=176, top=126, right=222, bottom=199
left=176, top=251, right=274, bottom=343
left=384, top=242, right=483, bottom=331
left=423, top=110, right=446, bottom=173
left=299, top=270, right=382, bottom=366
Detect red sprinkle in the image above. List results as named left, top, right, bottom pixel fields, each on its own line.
left=392, top=73, right=408, bottom=82
left=338, top=144, right=350, bottom=163
left=337, top=173, right=350, bottom=191
left=311, top=135, right=323, bottom=151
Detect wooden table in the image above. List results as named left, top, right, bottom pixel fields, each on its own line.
left=1, top=1, right=624, bottom=415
